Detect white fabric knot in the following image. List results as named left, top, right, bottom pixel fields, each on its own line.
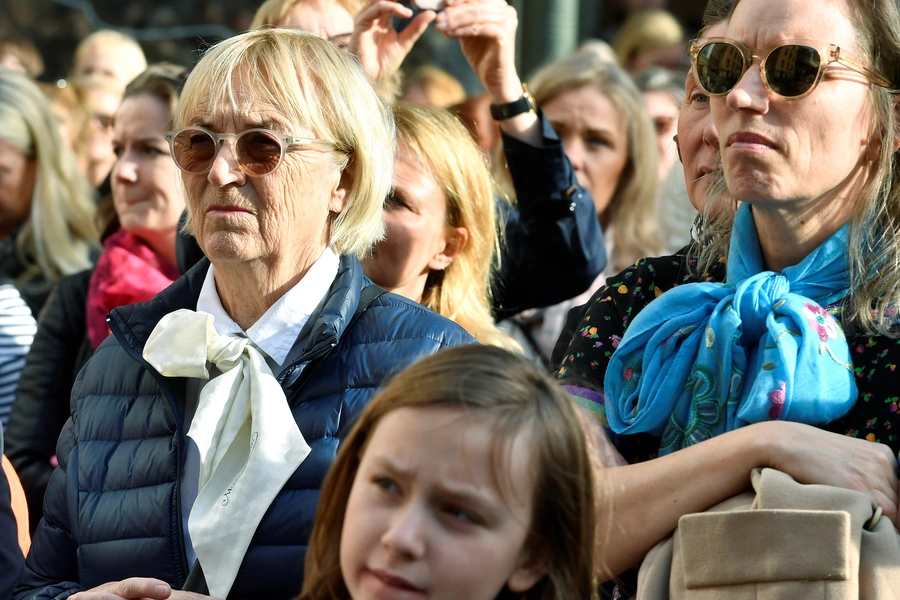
left=143, top=308, right=311, bottom=599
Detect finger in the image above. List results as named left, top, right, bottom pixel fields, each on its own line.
left=355, top=0, right=414, bottom=27
left=439, top=2, right=514, bottom=28
left=436, top=7, right=516, bottom=38
left=397, top=11, right=436, bottom=49
left=871, top=487, right=898, bottom=524
left=445, top=0, right=509, bottom=8
left=112, top=578, right=171, bottom=600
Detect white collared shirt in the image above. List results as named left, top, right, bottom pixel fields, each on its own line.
left=196, top=246, right=341, bottom=369
left=181, top=247, right=340, bottom=565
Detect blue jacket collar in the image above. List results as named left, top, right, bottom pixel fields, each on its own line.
left=108, top=253, right=369, bottom=362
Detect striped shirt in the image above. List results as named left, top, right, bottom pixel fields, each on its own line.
left=0, top=283, right=36, bottom=431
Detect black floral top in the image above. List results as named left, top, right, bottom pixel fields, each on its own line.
left=556, top=251, right=900, bottom=463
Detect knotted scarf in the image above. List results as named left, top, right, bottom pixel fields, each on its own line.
left=143, top=309, right=311, bottom=599
left=605, top=204, right=856, bottom=455
left=86, top=229, right=180, bottom=349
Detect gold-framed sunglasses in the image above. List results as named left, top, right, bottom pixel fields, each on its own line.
left=689, top=37, right=893, bottom=100
left=165, top=127, right=337, bottom=177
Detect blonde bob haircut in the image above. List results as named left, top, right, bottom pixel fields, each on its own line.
left=392, top=102, right=516, bottom=350
left=0, top=69, right=98, bottom=292
left=300, top=344, right=597, bottom=600
left=530, top=51, right=662, bottom=272
left=250, top=0, right=361, bottom=28
left=174, top=28, right=394, bottom=259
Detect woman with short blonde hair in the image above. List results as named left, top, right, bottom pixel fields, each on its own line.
left=176, top=27, right=394, bottom=258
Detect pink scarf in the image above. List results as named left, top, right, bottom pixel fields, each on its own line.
left=86, top=229, right=180, bottom=349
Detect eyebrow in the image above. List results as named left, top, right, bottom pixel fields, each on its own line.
left=112, top=136, right=166, bottom=145
left=584, top=127, right=617, bottom=139
left=369, top=454, right=500, bottom=506
left=186, top=116, right=290, bottom=132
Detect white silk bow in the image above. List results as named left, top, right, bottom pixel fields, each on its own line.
left=143, top=308, right=311, bottom=599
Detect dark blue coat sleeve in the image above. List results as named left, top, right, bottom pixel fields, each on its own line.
left=493, top=111, right=606, bottom=319
left=13, top=405, right=83, bottom=600
left=0, top=456, right=25, bottom=600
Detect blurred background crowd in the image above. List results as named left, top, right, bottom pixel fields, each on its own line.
left=1, top=0, right=708, bottom=87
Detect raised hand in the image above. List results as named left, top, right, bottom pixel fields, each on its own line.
left=351, top=1, right=436, bottom=82
left=435, top=0, right=520, bottom=103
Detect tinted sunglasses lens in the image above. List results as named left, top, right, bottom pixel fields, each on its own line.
left=172, top=129, right=216, bottom=173
left=696, top=42, right=745, bottom=94
left=765, top=45, right=821, bottom=97
left=237, top=131, right=284, bottom=176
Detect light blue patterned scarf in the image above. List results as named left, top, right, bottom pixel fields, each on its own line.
left=605, top=204, right=856, bottom=455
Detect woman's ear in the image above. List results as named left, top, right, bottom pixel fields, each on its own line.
left=426, top=226, right=468, bottom=271
left=506, top=545, right=548, bottom=594
left=329, top=159, right=355, bottom=215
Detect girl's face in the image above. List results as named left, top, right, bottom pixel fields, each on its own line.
left=340, top=407, right=546, bottom=600
left=541, top=85, right=629, bottom=223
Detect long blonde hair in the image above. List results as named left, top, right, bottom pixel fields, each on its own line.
left=300, top=344, right=597, bottom=600
left=392, top=102, right=517, bottom=350
left=0, top=69, right=98, bottom=293
left=530, top=51, right=662, bottom=272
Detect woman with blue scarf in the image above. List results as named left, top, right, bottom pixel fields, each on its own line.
left=557, top=0, right=900, bottom=584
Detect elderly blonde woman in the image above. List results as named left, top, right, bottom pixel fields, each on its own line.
left=0, top=69, right=98, bottom=316
left=362, top=102, right=514, bottom=349
left=15, top=28, right=471, bottom=600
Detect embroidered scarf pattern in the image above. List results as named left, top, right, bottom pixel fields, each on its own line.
left=605, top=204, right=856, bottom=454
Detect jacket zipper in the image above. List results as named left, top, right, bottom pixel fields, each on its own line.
left=108, top=318, right=191, bottom=584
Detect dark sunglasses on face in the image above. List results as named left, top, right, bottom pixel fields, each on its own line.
left=689, top=37, right=893, bottom=100
left=164, top=127, right=337, bottom=177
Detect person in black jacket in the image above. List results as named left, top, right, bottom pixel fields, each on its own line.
left=15, top=28, right=472, bottom=600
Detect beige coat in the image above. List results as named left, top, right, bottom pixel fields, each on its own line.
left=637, top=468, right=900, bottom=600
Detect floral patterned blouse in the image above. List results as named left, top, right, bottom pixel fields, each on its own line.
left=556, top=251, right=900, bottom=464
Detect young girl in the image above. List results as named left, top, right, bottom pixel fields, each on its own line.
left=300, top=344, right=597, bottom=600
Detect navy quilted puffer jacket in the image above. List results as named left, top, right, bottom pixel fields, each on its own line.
left=14, top=255, right=473, bottom=600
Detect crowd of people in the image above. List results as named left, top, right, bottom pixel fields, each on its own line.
left=0, top=0, right=899, bottom=598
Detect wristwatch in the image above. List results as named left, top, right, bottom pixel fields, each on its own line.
left=489, top=84, right=537, bottom=121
